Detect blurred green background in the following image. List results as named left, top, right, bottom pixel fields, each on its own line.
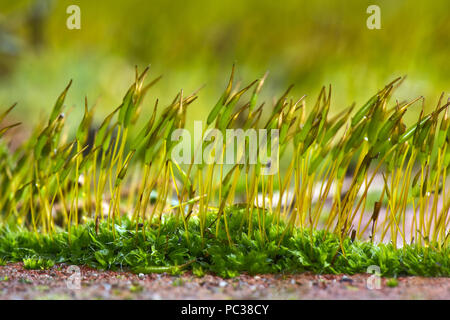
left=0, top=0, right=449, bottom=130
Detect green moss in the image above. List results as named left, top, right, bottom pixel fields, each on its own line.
left=0, top=209, right=448, bottom=278
left=386, top=278, right=399, bottom=287
left=23, top=257, right=55, bottom=270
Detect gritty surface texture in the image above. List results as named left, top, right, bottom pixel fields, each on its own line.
left=0, top=263, right=449, bottom=300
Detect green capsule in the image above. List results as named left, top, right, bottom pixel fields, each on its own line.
left=399, top=125, right=417, bottom=144
left=226, top=103, right=249, bottom=129
left=316, top=103, right=331, bottom=141
left=34, top=126, right=52, bottom=159
left=437, top=108, right=448, bottom=148
left=244, top=104, right=263, bottom=130
left=118, top=85, right=135, bottom=127
left=144, top=140, right=160, bottom=165
left=218, top=80, right=257, bottom=131
left=296, top=109, right=320, bottom=144
left=49, top=80, right=72, bottom=124
left=249, top=72, right=268, bottom=111
left=386, top=149, right=396, bottom=172
left=399, top=114, right=430, bottom=144
left=0, top=103, right=17, bottom=125
left=115, top=151, right=135, bottom=186
left=59, top=147, right=86, bottom=181
left=52, top=142, right=75, bottom=174
left=76, top=98, right=94, bottom=144
left=131, top=100, right=159, bottom=152
left=208, top=93, right=227, bottom=126
left=395, top=143, right=408, bottom=168
left=279, top=113, right=291, bottom=144
left=344, top=120, right=367, bottom=153
left=272, top=85, right=294, bottom=115
left=14, top=182, right=31, bottom=203
left=322, top=115, right=348, bottom=147
left=413, top=118, right=432, bottom=149
left=217, top=102, right=235, bottom=131
left=124, top=99, right=138, bottom=128
left=369, top=139, right=392, bottom=158
left=331, top=142, right=343, bottom=161
left=102, top=124, right=117, bottom=152
left=207, top=65, right=235, bottom=125
left=367, top=103, right=385, bottom=143
left=94, top=106, right=121, bottom=149
left=376, top=108, right=406, bottom=144
left=355, top=156, right=371, bottom=184
left=301, top=120, right=321, bottom=155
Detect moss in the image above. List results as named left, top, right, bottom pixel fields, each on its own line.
left=386, top=278, right=399, bottom=287
left=0, top=209, right=448, bottom=278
